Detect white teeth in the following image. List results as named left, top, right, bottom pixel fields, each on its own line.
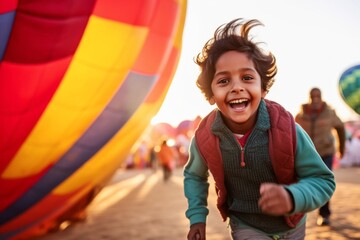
left=229, top=99, right=248, bottom=104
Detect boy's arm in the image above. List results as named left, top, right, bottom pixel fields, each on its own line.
left=284, top=124, right=336, bottom=214
left=184, top=139, right=210, bottom=226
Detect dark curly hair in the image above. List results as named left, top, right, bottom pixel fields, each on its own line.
left=195, top=18, right=277, bottom=102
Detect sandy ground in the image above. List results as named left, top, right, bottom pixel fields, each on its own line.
left=37, top=167, right=360, bottom=240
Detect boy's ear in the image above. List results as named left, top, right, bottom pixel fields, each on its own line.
left=209, top=97, right=215, bottom=105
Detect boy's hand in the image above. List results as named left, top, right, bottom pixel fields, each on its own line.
left=187, top=222, right=206, bottom=240
left=258, top=183, right=293, bottom=215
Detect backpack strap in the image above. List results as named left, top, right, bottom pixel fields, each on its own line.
left=265, top=99, right=303, bottom=227
left=265, top=99, right=297, bottom=184
left=194, top=110, right=228, bottom=221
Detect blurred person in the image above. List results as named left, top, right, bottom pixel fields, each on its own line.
left=183, top=18, right=335, bottom=240
left=295, top=87, right=345, bottom=226
left=157, top=139, right=176, bottom=181
left=149, top=146, right=158, bottom=172
left=176, top=134, right=191, bottom=166
left=137, top=140, right=150, bottom=168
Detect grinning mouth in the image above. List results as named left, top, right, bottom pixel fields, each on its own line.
left=229, top=98, right=249, bottom=109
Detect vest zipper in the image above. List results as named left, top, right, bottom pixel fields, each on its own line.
left=240, top=146, right=245, bottom=167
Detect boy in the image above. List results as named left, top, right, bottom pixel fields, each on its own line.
left=183, top=18, right=335, bottom=240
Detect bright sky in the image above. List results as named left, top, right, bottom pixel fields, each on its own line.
left=152, top=0, right=360, bottom=127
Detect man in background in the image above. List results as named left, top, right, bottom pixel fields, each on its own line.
left=295, top=87, right=345, bottom=226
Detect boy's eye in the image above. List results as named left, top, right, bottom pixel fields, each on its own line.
left=218, top=78, right=229, bottom=84
left=243, top=75, right=253, bottom=81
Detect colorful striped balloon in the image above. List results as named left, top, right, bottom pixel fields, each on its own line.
left=0, top=0, right=187, bottom=238
left=339, top=64, right=360, bottom=115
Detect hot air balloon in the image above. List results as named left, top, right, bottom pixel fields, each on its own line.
left=0, top=0, right=187, bottom=239
left=339, top=64, right=360, bottom=115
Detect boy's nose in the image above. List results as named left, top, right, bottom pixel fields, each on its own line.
left=231, top=80, right=244, bottom=93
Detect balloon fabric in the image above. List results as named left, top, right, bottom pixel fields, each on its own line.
left=0, top=0, right=187, bottom=238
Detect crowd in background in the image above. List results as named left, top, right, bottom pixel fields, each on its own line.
left=122, top=116, right=360, bottom=171
left=122, top=117, right=200, bottom=170
left=340, top=120, right=360, bottom=167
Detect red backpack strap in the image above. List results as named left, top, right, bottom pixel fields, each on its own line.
left=194, top=110, right=219, bottom=164
left=265, top=99, right=303, bottom=227
left=265, top=99, right=297, bottom=184
left=194, top=110, right=228, bottom=221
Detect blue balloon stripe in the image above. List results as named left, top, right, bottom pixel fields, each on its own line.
left=0, top=11, right=15, bottom=60
left=0, top=71, right=157, bottom=224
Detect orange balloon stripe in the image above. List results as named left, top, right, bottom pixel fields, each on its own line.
left=132, top=29, right=175, bottom=74
left=145, top=47, right=179, bottom=103
left=132, top=0, right=179, bottom=74
left=145, top=0, right=186, bottom=103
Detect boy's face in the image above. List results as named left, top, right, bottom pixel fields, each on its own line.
left=210, top=50, right=266, bottom=134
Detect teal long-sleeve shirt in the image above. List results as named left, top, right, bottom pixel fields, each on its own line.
left=183, top=123, right=335, bottom=233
